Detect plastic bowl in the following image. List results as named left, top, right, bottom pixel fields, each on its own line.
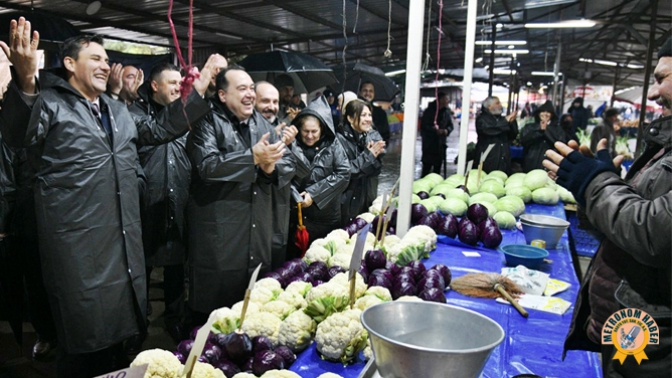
left=519, top=214, right=570, bottom=228
left=361, top=301, right=504, bottom=378
left=500, top=244, right=549, bottom=268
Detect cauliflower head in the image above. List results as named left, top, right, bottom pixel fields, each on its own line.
left=356, top=213, right=376, bottom=223
left=354, top=295, right=384, bottom=311
left=284, top=281, right=312, bottom=298
left=304, top=245, right=331, bottom=264
left=278, top=310, right=317, bottom=353
left=191, top=362, right=225, bottom=378
left=211, top=307, right=240, bottom=334
left=329, top=272, right=367, bottom=299
left=130, top=349, right=182, bottom=378
left=315, top=309, right=368, bottom=363
left=250, top=287, right=279, bottom=305
left=324, top=238, right=347, bottom=255
left=349, top=231, right=376, bottom=246
left=232, top=300, right=260, bottom=316
left=317, top=374, right=345, bottom=378
left=241, top=312, right=282, bottom=347
left=396, top=295, right=423, bottom=302
left=277, top=291, right=307, bottom=309
left=232, top=374, right=257, bottom=378
left=325, top=229, right=351, bottom=243
left=311, top=238, right=328, bottom=248
left=304, top=282, right=349, bottom=323
left=364, top=286, right=392, bottom=302
left=363, top=343, right=374, bottom=361
left=260, top=370, right=302, bottom=378
left=335, top=243, right=355, bottom=256
left=382, top=234, right=401, bottom=249
left=327, top=252, right=353, bottom=269
left=261, top=300, right=296, bottom=320
left=254, top=278, right=283, bottom=295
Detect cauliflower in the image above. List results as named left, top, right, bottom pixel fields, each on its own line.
left=329, top=272, right=367, bottom=299
left=130, top=349, right=182, bottom=378
left=261, top=300, right=296, bottom=320
left=190, top=362, right=225, bottom=378
left=363, top=286, right=392, bottom=302
left=405, top=225, right=438, bottom=249
left=396, top=295, right=423, bottom=302
left=356, top=212, right=376, bottom=223
left=260, top=370, right=302, bottom=378
left=304, top=245, right=331, bottom=264
left=304, top=282, right=349, bottom=323
left=232, top=300, right=260, bottom=316
left=363, top=342, right=374, bottom=360
left=325, top=229, right=351, bottom=243
left=232, top=374, right=257, bottom=378
left=349, top=231, right=376, bottom=246
left=277, top=291, right=307, bottom=309
left=317, top=374, right=345, bottom=378
left=354, top=295, right=384, bottom=311
left=335, top=242, right=354, bottom=256
left=278, top=310, right=317, bottom=353
left=285, top=281, right=312, bottom=298
left=250, top=287, right=279, bottom=305
left=315, top=309, right=368, bottom=363
left=211, top=307, right=240, bottom=334
left=254, top=278, right=283, bottom=295
left=327, top=252, right=353, bottom=269
left=311, top=238, right=328, bottom=248
left=241, top=312, right=282, bottom=347
left=324, top=238, right=347, bottom=255
left=382, top=234, right=401, bottom=249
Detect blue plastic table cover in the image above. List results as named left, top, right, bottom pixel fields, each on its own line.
left=566, top=211, right=600, bottom=258
left=289, top=203, right=602, bottom=378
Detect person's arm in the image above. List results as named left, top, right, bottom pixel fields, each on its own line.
left=475, top=114, right=510, bottom=136
left=584, top=170, right=671, bottom=267
left=132, top=90, right=211, bottom=146
left=507, top=119, right=519, bottom=141
left=305, top=140, right=351, bottom=210
left=519, top=123, right=543, bottom=148
left=187, top=117, right=257, bottom=184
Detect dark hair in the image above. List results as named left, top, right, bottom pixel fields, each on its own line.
left=215, top=65, right=246, bottom=91
left=148, top=62, right=180, bottom=83
left=60, top=35, right=105, bottom=61
left=604, top=108, right=619, bottom=119
left=344, top=99, right=372, bottom=128
left=438, top=91, right=447, bottom=99
left=359, top=81, right=374, bottom=91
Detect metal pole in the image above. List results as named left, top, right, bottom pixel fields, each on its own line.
left=552, top=41, right=562, bottom=109
left=488, top=23, right=496, bottom=97
left=456, top=0, right=479, bottom=177
left=506, top=56, right=514, bottom=115
left=610, top=66, right=620, bottom=107
left=396, top=0, right=426, bottom=238
left=636, top=0, right=658, bottom=158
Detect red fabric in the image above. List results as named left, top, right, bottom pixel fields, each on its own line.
left=167, top=0, right=199, bottom=101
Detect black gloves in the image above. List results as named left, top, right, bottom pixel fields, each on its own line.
left=556, top=149, right=619, bottom=207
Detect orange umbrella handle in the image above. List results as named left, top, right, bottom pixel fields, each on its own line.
left=297, top=202, right=304, bottom=228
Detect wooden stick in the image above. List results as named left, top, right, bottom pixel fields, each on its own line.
left=495, top=283, right=528, bottom=318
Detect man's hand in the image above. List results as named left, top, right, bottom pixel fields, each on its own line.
left=108, top=63, right=123, bottom=96
left=281, top=125, right=298, bottom=145
left=252, top=132, right=285, bottom=165
left=0, top=17, right=40, bottom=94
left=129, top=69, right=143, bottom=101
left=287, top=108, right=300, bottom=121
left=260, top=162, right=275, bottom=175
left=505, top=111, right=517, bottom=123
left=300, top=191, right=313, bottom=207
left=193, top=54, right=227, bottom=96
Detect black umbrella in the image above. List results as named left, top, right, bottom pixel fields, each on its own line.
left=0, top=11, right=80, bottom=43
left=333, top=62, right=400, bottom=102
left=239, top=51, right=338, bottom=93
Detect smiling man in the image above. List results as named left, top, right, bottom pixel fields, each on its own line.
left=186, top=67, right=303, bottom=321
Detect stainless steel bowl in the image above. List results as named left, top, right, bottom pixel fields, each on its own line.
left=519, top=214, right=568, bottom=249
left=361, top=301, right=504, bottom=378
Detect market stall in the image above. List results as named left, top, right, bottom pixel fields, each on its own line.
left=287, top=202, right=601, bottom=378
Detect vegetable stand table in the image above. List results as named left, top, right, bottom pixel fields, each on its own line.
left=290, top=202, right=602, bottom=378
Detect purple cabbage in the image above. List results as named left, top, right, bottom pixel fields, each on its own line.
left=411, top=203, right=429, bottom=223
left=419, top=287, right=447, bottom=303
left=467, top=203, right=489, bottom=224
left=392, top=280, right=417, bottom=299
left=177, top=339, right=194, bottom=356
left=417, top=191, right=429, bottom=199
left=212, top=360, right=241, bottom=378
left=416, top=215, right=438, bottom=229
left=481, top=225, right=503, bottom=248
left=273, top=345, right=297, bottom=367
left=306, top=261, right=329, bottom=281
left=173, top=350, right=186, bottom=364
left=458, top=219, right=479, bottom=246
left=477, top=217, right=498, bottom=236
left=370, top=269, right=394, bottom=283
left=417, top=276, right=446, bottom=292
left=222, top=332, right=252, bottom=363
left=328, top=265, right=346, bottom=278
left=353, top=217, right=368, bottom=230
left=385, top=260, right=401, bottom=276
left=242, top=357, right=255, bottom=373
left=283, top=258, right=308, bottom=275
left=429, top=264, right=452, bottom=286
left=395, top=272, right=416, bottom=285
left=408, top=261, right=427, bottom=281
left=190, top=326, right=201, bottom=340
left=358, top=265, right=370, bottom=283
left=252, top=350, right=285, bottom=376
left=197, top=355, right=209, bottom=363
left=252, top=335, right=273, bottom=354
left=202, top=343, right=223, bottom=363
left=365, top=249, right=387, bottom=271
left=368, top=274, right=393, bottom=290
left=312, top=279, right=325, bottom=286
left=437, top=214, right=459, bottom=238
left=263, top=271, right=286, bottom=287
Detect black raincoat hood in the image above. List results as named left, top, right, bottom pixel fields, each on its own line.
left=292, top=96, right=336, bottom=139
left=572, top=97, right=584, bottom=107
left=534, top=100, right=558, bottom=123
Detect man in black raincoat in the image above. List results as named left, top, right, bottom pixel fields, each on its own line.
left=0, top=19, right=211, bottom=377
left=187, top=67, right=297, bottom=319
left=289, top=97, right=350, bottom=257
left=568, top=97, right=590, bottom=133
left=421, top=92, right=453, bottom=176
left=255, top=81, right=307, bottom=269
left=359, top=81, right=391, bottom=144
left=474, top=96, right=518, bottom=175
left=520, top=100, right=573, bottom=172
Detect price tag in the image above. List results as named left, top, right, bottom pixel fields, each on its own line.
left=93, top=364, right=148, bottom=378
left=462, top=251, right=481, bottom=257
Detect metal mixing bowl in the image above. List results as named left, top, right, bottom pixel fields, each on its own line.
left=519, top=214, right=569, bottom=249
left=361, top=301, right=504, bottom=378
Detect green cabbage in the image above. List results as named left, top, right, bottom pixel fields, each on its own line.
left=420, top=198, right=439, bottom=213
left=444, top=188, right=470, bottom=204
left=506, top=172, right=527, bottom=185
left=532, top=187, right=559, bottom=205
left=413, top=180, right=433, bottom=194
left=423, top=173, right=444, bottom=185
left=494, top=195, right=526, bottom=217
left=438, top=198, right=468, bottom=216
left=524, top=169, right=550, bottom=191
left=482, top=176, right=504, bottom=186
left=488, top=170, right=508, bottom=181
left=505, top=180, right=526, bottom=190
left=446, top=173, right=465, bottom=182
left=468, top=192, right=498, bottom=205
left=478, top=180, right=506, bottom=198
left=442, top=177, right=464, bottom=189
left=430, top=184, right=454, bottom=196
left=557, top=186, right=576, bottom=204
left=412, top=194, right=422, bottom=204
left=493, top=211, right=517, bottom=229
left=505, top=186, right=532, bottom=203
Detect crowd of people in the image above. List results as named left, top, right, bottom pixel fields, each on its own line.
left=0, top=18, right=387, bottom=377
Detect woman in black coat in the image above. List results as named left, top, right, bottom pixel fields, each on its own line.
left=520, top=100, right=572, bottom=172
left=289, top=97, right=351, bottom=257
left=337, top=100, right=386, bottom=225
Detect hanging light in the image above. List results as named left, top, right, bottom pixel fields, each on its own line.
left=86, top=1, right=102, bottom=16
left=525, top=19, right=596, bottom=28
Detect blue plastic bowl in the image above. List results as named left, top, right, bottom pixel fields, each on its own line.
left=500, top=244, right=549, bottom=269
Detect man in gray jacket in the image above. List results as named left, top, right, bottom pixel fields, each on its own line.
left=545, top=37, right=672, bottom=378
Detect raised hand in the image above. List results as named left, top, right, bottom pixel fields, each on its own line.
left=252, top=132, right=286, bottom=166
left=108, top=63, right=123, bottom=96
left=300, top=191, right=313, bottom=207
left=281, top=125, right=298, bottom=145
left=0, top=17, right=40, bottom=93
left=129, top=69, right=144, bottom=100
left=193, top=53, right=227, bottom=96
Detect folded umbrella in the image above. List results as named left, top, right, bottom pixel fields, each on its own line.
left=295, top=203, right=310, bottom=258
